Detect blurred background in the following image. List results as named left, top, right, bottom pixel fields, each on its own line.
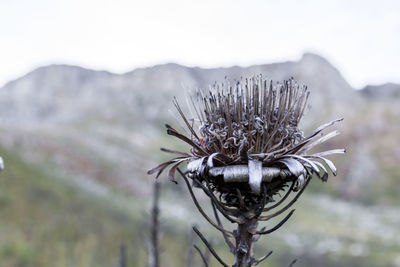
left=0, top=0, right=399, bottom=266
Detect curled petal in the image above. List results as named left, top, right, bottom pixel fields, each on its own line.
left=277, top=158, right=306, bottom=177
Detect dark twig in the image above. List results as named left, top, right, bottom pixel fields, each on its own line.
left=147, top=180, right=160, bottom=267
left=193, top=226, right=229, bottom=267
left=252, top=226, right=265, bottom=243
left=254, top=185, right=268, bottom=218
left=253, top=250, right=273, bottom=266
left=192, top=177, right=240, bottom=222
left=178, top=168, right=234, bottom=236
left=202, top=176, right=240, bottom=214
left=186, top=225, right=197, bottom=267
left=211, top=200, right=235, bottom=253
left=263, top=181, right=295, bottom=212
left=257, top=209, right=295, bottom=235
left=119, top=244, right=127, bottom=267
left=194, top=245, right=209, bottom=267
left=289, top=259, right=297, bottom=267
left=259, top=177, right=311, bottom=221
left=204, top=240, right=212, bottom=265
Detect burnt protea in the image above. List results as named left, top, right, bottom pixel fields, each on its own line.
left=148, top=76, right=344, bottom=267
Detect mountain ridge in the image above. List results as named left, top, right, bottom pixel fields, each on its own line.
left=360, top=82, right=400, bottom=99
left=0, top=52, right=357, bottom=125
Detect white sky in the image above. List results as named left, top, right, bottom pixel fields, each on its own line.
left=1, top=0, right=399, bottom=88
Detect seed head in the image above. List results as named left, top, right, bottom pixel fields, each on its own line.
left=149, top=76, right=344, bottom=208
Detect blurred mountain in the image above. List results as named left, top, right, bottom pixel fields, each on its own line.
left=0, top=53, right=357, bottom=125
left=360, top=83, right=400, bottom=99
left=0, top=53, right=400, bottom=266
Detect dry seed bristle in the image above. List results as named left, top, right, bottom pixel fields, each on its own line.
left=182, top=76, right=309, bottom=163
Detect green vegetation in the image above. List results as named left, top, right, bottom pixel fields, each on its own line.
left=0, top=145, right=246, bottom=267
left=1, top=139, right=400, bottom=267
left=0, top=146, right=145, bottom=267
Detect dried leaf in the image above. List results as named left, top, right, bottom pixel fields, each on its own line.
left=297, top=174, right=305, bottom=189
left=168, top=161, right=183, bottom=184
left=313, top=156, right=337, bottom=176
left=248, top=159, right=263, bottom=194
left=148, top=157, right=188, bottom=178
left=308, top=118, right=343, bottom=138
left=282, top=154, right=320, bottom=174
left=277, top=158, right=306, bottom=177
left=166, top=125, right=207, bottom=155
left=147, top=160, right=175, bottom=176
left=300, top=130, right=341, bottom=153
left=312, top=161, right=328, bottom=174
left=160, top=148, right=191, bottom=157
left=312, top=149, right=346, bottom=157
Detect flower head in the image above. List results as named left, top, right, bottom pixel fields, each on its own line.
left=149, top=76, right=344, bottom=208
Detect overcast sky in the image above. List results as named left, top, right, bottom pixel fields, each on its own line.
left=1, top=0, right=399, bottom=88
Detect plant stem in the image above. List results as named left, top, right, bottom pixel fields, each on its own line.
left=148, top=181, right=160, bottom=267
left=233, top=218, right=258, bottom=267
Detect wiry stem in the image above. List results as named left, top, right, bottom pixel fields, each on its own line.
left=147, top=181, right=160, bottom=267
left=186, top=225, right=197, bottom=267
left=178, top=168, right=234, bottom=236
left=211, top=200, right=235, bottom=253
left=263, top=181, right=295, bottom=212
left=194, top=245, right=209, bottom=267
left=259, top=177, right=311, bottom=221
left=193, top=176, right=240, bottom=222
left=178, top=168, right=304, bottom=266
left=252, top=250, right=273, bottom=266
left=256, top=209, right=295, bottom=235
left=233, top=218, right=258, bottom=267
left=193, top=226, right=229, bottom=267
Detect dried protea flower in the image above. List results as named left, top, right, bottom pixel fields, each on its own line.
left=149, top=76, right=343, bottom=206
left=148, top=76, right=344, bottom=266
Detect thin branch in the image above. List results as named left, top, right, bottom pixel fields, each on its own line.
left=263, top=181, right=295, bottom=212
left=254, top=185, right=268, bottom=218
left=186, top=225, right=197, bottom=267
left=119, top=244, right=127, bottom=267
left=289, top=259, right=297, bottom=267
left=194, top=245, right=209, bottom=267
left=147, top=180, right=160, bottom=267
left=203, top=175, right=240, bottom=214
left=177, top=168, right=234, bottom=237
left=252, top=226, right=265, bottom=243
left=256, top=209, right=295, bottom=235
left=211, top=200, right=235, bottom=253
left=192, top=177, right=240, bottom=223
left=253, top=250, right=273, bottom=266
left=260, top=177, right=311, bottom=221
left=193, top=226, right=229, bottom=267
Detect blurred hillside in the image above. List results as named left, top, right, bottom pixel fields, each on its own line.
left=0, top=53, right=399, bottom=266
